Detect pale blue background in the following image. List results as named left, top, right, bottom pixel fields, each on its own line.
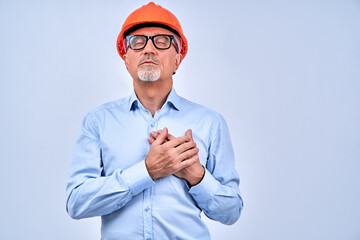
left=1, top=0, right=359, bottom=239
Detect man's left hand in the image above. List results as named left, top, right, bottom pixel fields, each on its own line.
left=148, top=129, right=205, bottom=187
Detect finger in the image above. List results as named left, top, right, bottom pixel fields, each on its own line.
left=185, top=129, right=192, bottom=140
left=150, top=131, right=159, bottom=139
left=163, top=135, right=190, bottom=148
left=153, top=127, right=168, bottom=145
left=149, top=131, right=168, bottom=143
left=185, top=129, right=194, bottom=143
left=178, top=155, right=198, bottom=169
left=148, top=137, right=155, bottom=144
left=174, top=141, right=196, bottom=155
left=167, top=133, right=175, bottom=141
left=177, top=147, right=199, bottom=162
left=155, top=130, right=171, bottom=142
left=160, top=130, right=174, bottom=141
left=157, top=130, right=169, bottom=142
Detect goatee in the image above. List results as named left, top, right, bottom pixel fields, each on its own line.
left=138, top=65, right=160, bottom=82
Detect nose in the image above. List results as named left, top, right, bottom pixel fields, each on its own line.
left=142, top=38, right=157, bottom=54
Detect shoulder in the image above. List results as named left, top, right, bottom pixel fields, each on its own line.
left=88, top=96, right=130, bottom=116
left=82, top=96, right=131, bottom=125
left=177, top=95, right=230, bottom=143
left=178, top=96, right=223, bottom=122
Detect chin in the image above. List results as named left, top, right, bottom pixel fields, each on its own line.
left=138, top=68, right=161, bottom=82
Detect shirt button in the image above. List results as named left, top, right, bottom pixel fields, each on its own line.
left=150, top=123, right=155, bottom=127
left=146, top=238, right=151, bottom=240
left=145, top=207, right=150, bottom=212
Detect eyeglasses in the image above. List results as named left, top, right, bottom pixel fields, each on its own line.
left=125, top=34, right=179, bottom=53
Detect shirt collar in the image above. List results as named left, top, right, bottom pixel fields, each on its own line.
left=165, top=87, right=180, bottom=111
left=128, top=90, right=139, bottom=111
left=128, top=87, right=180, bottom=111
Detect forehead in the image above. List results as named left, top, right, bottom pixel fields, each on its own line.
left=130, top=27, right=174, bottom=36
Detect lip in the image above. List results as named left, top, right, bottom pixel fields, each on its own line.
left=140, top=60, right=157, bottom=65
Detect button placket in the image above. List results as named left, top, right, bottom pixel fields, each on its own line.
left=143, top=187, right=153, bottom=240
left=149, top=117, right=158, bottom=133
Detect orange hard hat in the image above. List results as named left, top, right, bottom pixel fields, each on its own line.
left=116, top=2, right=188, bottom=60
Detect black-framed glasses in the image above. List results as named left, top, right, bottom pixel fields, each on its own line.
left=125, top=34, right=179, bottom=53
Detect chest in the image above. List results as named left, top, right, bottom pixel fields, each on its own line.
left=98, top=111, right=212, bottom=176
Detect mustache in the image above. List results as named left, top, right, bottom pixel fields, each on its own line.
left=139, top=55, right=160, bottom=65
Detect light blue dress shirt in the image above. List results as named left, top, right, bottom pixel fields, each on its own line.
left=66, top=88, right=243, bottom=240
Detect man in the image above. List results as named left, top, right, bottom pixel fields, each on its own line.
left=66, top=2, right=243, bottom=240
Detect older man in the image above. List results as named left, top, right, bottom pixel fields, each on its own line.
left=66, top=2, right=243, bottom=240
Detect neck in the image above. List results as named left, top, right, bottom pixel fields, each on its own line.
left=133, top=78, right=173, bottom=117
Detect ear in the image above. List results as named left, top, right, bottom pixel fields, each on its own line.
left=173, top=53, right=182, bottom=73
left=123, top=54, right=129, bottom=71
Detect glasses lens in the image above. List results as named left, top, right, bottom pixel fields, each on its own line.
left=129, top=36, right=147, bottom=50
left=153, top=35, right=171, bottom=49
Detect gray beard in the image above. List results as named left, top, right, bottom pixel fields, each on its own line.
left=138, top=65, right=160, bottom=82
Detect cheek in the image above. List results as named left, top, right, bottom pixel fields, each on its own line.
left=125, top=57, right=140, bottom=79
left=126, top=57, right=138, bottom=72
left=161, top=56, right=176, bottom=71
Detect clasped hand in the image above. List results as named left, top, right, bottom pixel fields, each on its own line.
left=145, top=128, right=205, bottom=186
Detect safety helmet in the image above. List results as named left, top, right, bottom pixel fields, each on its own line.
left=116, top=2, right=188, bottom=60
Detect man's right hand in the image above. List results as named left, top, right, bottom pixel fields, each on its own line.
left=145, top=127, right=199, bottom=180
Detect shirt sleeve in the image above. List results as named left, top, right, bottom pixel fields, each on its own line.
left=189, top=113, right=244, bottom=225
left=65, top=112, right=155, bottom=219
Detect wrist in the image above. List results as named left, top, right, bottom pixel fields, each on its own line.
left=188, top=165, right=205, bottom=187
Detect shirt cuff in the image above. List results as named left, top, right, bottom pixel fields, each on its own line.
left=189, top=168, right=220, bottom=205
left=122, top=160, right=155, bottom=196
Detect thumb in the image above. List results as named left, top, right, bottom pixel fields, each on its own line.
left=153, top=128, right=168, bottom=145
